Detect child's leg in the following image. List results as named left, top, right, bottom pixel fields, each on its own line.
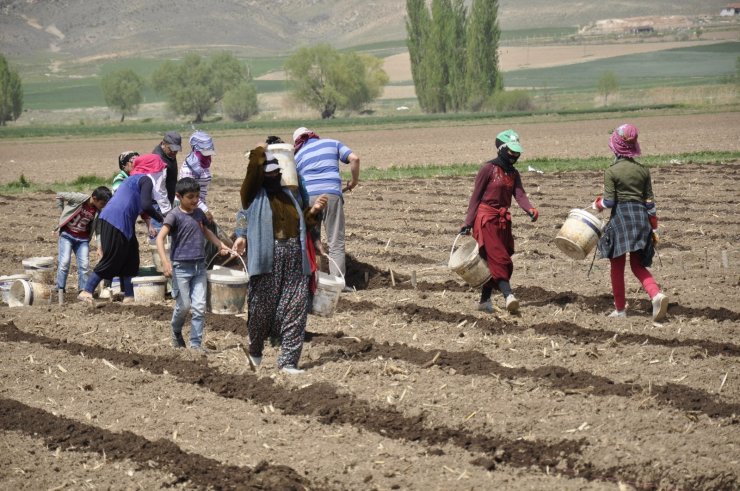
left=56, top=234, right=73, bottom=291
left=189, top=263, right=208, bottom=348
left=609, top=255, right=627, bottom=311
left=74, top=239, right=90, bottom=292
left=629, top=253, right=660, bottom=299
left=170, top=262, right=192, bottom=346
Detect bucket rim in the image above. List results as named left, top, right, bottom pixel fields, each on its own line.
left=131, top=275, right=167, bottom=283
left=568, top=208, right=603, bottom=227
left=207, top=271, right=249, bottom=284
left=8, top=279, right=32, bottom=307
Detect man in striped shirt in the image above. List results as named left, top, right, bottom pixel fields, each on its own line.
left=293, top=127, right=360, bottom=281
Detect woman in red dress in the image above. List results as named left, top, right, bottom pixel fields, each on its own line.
left=461, top=130, right=538, bottom=313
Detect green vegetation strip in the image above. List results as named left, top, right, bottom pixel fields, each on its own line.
left=2, top=152, right=736, bottom=194
left=351, top=151, right=739, bottom=181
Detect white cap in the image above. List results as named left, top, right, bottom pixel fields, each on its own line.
left=292, top=127, right=309, bottom=143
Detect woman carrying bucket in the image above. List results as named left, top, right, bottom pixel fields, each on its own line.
left=232, top=144, right=328, bottom=374
left=460, top=129, right=539, bottom=314
left=592, top=123, right=668, bottom=321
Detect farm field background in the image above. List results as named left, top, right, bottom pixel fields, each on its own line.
left=1, top=109, right=739, bottom=489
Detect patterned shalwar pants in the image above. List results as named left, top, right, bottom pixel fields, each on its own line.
left=247, top=239, right=310, bottom=368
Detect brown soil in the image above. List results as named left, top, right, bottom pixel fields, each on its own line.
left=0, top=121, right=738, bottom=490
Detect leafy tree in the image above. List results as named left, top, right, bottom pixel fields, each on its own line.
left=100, top=69, right=144, bottom=122
left=285, top=44, right=388, bottom=119
left=0, top=54, right=23, bottom=125
left=405, top=0, right=433, bottom=111
left=598, top=71, right=618, bottom=106
left=466, top=0, right=501, bottom=110
left=222, top=82, right=258, bottom=122
left=152, top=52, right=251, bottom=123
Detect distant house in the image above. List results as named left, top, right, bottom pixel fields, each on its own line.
left=720, top=3, right=740, bottom=15
left=631, top=26, right=655, bottom=34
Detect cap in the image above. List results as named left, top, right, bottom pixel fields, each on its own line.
left=163, top=131, right=182, bottom=151
left=292, top=127, right=309, bottom=143
left=496, top=129, right=523, bottom=153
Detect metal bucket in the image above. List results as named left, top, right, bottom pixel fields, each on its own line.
left=207, top=255, right=249, bottom=314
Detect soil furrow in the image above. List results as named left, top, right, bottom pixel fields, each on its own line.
left=0, top=398, right=312, bottom=490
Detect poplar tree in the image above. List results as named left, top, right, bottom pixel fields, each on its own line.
left=405, top=0, right=432, bottom=112
left=465, top=0, right=501, bottom=110
left=0, top=54, right=23, bottom=125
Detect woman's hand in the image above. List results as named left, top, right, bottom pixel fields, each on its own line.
left=310, top=195, right=329, bottom=216
left=232, top=237, right=246, bottom=256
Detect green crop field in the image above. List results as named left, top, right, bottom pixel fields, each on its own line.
left=504, top=41, right=740, bottom=91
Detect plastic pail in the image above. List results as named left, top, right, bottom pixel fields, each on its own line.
left=7, top=279, right=51, bottom=307
left=554, top=209, right=605, bottom=260
left=267, top=143, right=299, bottom=190
left=311, top=256, right=345, bottom=317
left=149, top=244, right=170, bottom=273
left=132, top=275, right=167, bottom=303
left=207, top=255, right=249, bottom=315
left=448, top=234, right=491, bottom=288
left=0, top=274, right=31, bottom=305
left=22, top=256, right=55, bottom=284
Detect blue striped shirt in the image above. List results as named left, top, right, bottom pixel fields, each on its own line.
left=294, top=138, right=352, bottom=197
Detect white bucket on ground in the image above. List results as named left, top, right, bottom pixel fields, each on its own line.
left=448, top=234, right=491, bottom=288
left=8, top=279, right=51, bottom=307
left=132, top=275, right=167, bottom=303
left=554, top=209, right=605, bottom=260
left=0, top=274, right=31, bottom=305
left=207, top=255, right=249, bottom=315
left=149, top=243, right=170, bottom=273
left=311, top=256, right=345, bottom=317
left=267, top=143, right=299, bottom=190
left=22, top=256, right=55, bottom=284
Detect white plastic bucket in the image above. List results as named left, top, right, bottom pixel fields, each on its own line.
left=311, top=256, right=345, bottom=317
left=149, top=243, right=170, bottom=273
left=554, top=209, right=605, bottom=260
left=267, top=143, right=299, bottom=190
left=22, top=256, right=55, bottom=284
left=448, top=234, right=491, bottom=288
left=207, top=255, right=249, bottom=315
left=7, top=279, right=51, bottom=307
left=0, top=274, right=31, bottom=305
left=131, top=275, right=167, bottom=303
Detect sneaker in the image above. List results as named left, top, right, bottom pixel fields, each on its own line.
left=122, top=296, right=136, bottom=305
left=608, top=309, right=627, bottom=318
left=281, top=365, right=305, bottom=375
left=342, top=285, right=354, bottom=293
left=477, top=300, right=493, bottom=313
left=505, top=294, right=519, bottom=313
left=190, top=345, right=211, bottom=355
left=652, top=293, right=668, bottom=322
left=98, top=287, right=112, bottom=299
left=171, top=332, right=186, bottom=348
left=247, top=354, right=262, bottom=372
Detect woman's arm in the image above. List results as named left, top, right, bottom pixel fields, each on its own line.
left=240, top=146, right=266, bottom=209
left=463, top=165, right=491, bottom=226
left=139, top=178, right=164, bottom=222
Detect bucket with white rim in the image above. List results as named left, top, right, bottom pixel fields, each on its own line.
left=266, top=143, right=299, bottom=190
left=22, top=256, right=55, bottom=284
left=131, top=275, right=167, bottom=304
left=0, top=274, right=31, bottom=305
left=7, top=279, right=51, bottom=307
left=207, top=254, right=249, bottom=315
left=311, top=256, right=346, bottom=317
left=448, top=234, right=491, bottom=288
left=554, top=209, right=605, bottom=260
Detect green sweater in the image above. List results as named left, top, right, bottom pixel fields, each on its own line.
left=603, top=158, right=654, bottom=203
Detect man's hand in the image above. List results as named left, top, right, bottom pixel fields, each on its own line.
left=311, top=195, right=329, bottom=215
left=342, top=178, right=358, bottom=193
left=232, top=237, right=246, bottom=256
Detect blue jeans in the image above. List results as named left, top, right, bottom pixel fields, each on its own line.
left=56, top=233, right=90, bottom=291
left=171, top=260, right=207, bottom=347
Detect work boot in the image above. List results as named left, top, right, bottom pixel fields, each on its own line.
left=652, top=292, right=668, bottom=322
left=505, top=294, right=519, bottom=313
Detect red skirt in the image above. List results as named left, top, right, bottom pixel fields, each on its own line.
left=473, top=203, right=514, bottom=282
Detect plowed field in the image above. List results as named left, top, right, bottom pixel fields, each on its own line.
left=1, top=115, right=739, bottom=490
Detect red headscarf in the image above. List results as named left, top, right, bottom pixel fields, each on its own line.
left=294, top=131, right=321, bottom=153
left=608, top=124, right=641, bottom=158
left=130, top=154, right=167, bottom=175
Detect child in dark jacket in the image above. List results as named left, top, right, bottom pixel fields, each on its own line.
left=54, top=186, right=112, bottom=293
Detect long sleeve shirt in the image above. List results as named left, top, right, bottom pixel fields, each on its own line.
left=465, top=161, right=533, bottom=227
left=603, top=158, right=654, bottom=204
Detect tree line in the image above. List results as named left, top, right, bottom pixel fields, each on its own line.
left=406, top=0, right=503, bottom=113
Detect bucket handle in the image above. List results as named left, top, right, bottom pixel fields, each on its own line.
left=207, top=252, right=247, bottom=274
left=449, top=233, right=475, bottom=263
left=320, top=254, right=346, bottom=282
